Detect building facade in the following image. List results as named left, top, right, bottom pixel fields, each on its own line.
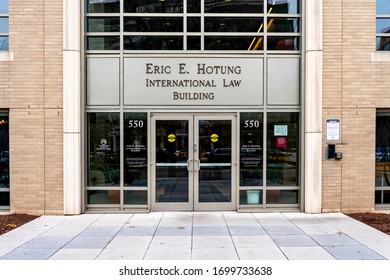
left=0, top=0, right=389, bottom=215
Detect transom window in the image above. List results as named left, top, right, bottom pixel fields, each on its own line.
left=377, top=0, right=390, bottom=51
left=86, top=0, right=301, bottom=52
left=0, top=0, right=9, bottom=51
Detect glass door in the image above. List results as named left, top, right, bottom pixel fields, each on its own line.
left=152, top=116, right=194, bottom=210
left=151, top=114, right=236, bottom=211
left=194, top=116, right=235, bottom=210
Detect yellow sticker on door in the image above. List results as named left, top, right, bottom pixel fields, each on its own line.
left=210, top=134, right=219, bottom=142
left=168, top=134, right=176, bottom=142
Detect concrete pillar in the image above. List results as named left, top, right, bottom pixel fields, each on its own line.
left=304, top=0, right=323, bottom=213
left=63, top=0, right=81, bottom=214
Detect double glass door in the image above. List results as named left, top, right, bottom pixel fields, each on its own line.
left=152, top=114, right=236, bottom=211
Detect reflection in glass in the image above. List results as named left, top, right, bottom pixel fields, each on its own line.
left=377, top=0, right=390, bottom=15
left=124, top=190, right=148, bottom=205
left=187, top=0, right=201, bottom=13
left=0, top=36, right=9, bottom=51
left=87, top=17, right=120, bottom=32
left=376, top=114, right=390, bottom=188
left=87, top=113, right=120, bottom=186
left=87, top=190, right=120, bottom=204
left=124, top=113, right=148, bottom=187
left=205, top=0, right=264, bottom=13
left=376, top=18, right=390, bottom=33
left=187, top=17, right=201, bottom=32
left=124, top=17, right=183, bottom=32
left=0, top=192, right=9, bottom=207
left=268, top=36, right=299, bottom=50
left=156, top=120, right=189, bottom=203
left=87, top=0, right=120, bottom=13
left=0, top=0, right=8, bottom=14
left=205, top=17, right=264, bottom=33
left=124, top=0, right=183, bottom=13
left=266, top=113, right=299, bottom=186
left=187, top=36, right=201, bottom=50
left=0, top=113, right=9, bottom=192
left=205, top=36, right=263, bottom=50
left=268, top=18, right=299, bottom=33
left=377, top=37, right=390, bottom=51
left=266, top=190, right=298, bottom=204
left=240, top=190, right=263, bottom=205
left=198, top=120, right=231, bottom=203
left=87, top=36, right=120, bottom=50
left=375, top=190, right=390, bottom=204
left=124, top=36, right=183, bottom=50
left=268, top=0, right=299, bottom=14
left=240, top=113, right=263, bottom=186
left=0, top=18, right=8, bottom=33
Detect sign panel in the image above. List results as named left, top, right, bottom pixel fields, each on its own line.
left=124, top=57, right=263, bottom=106
left=326, top=118, right=341, bottom=141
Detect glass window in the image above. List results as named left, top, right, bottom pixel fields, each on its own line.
left=0, top=0, right=8, bottom=14
left=268, top=18, right=299, bottom=33
left=206, top=36, right=263, bottom=50
left=87, top=190, right=120, bottom=204
left=87, top=0, right=120, bottom=13
left=87, top=36, right=120, bottom=50
left=377, top=0, right=390, bottom=15
left=267, top=112, right=299, bottom=186
left=124, top=190, right=148, bottom=205
left=124, top=113, right=148, bottom=187
left=0, top=0, right=8, bottom=51
left=124, top=36, right=183, bottom=50
left=0, top=36, right=8, bottom=51
left=0, top=112, right=9, bottom=208
left=0, top=17, right=8, bottom=33
left=240, top=113, right=263, bottom=187
left=266, top=190, right=299, bottom=204
left=377, top=0, right=390, bottom=51
left=268, top=0, right=299, bottom=14
left=205, top=17, right=264, bottom=33
left=87, top=113, right=120, bottom=186
left=240, top=190, right=263, bottom=205
left=124, top=0, right=183, bottom=13
left=124, top=17, right=183, bottom=32
left=87, top=17, right=120, bottom=32
left=204, top=0, right=264, bottom=13
left=376, top=112, right=390, bottom=207
left=86, top=0, right=300, bottom=52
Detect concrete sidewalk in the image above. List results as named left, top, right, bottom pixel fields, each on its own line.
left=0, top=212, right=389, bottom=260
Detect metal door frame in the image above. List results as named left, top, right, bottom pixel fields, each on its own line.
left=151, top=113, right=237, bottom=211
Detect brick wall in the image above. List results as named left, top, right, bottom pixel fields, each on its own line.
left=322, top=0, right=390, bottom=212
left=0, top=0, right=63, bottom=215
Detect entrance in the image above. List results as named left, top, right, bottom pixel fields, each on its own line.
left=151, top=114, right=236, bottom=211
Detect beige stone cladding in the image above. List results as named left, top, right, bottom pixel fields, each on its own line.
left=0, top=1, right=63, bottom=215
left=322, top=0, right=390, bottom=212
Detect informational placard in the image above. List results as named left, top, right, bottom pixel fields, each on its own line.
left=124, top=57, right=263, bottom=106
left=274, top=125, right=288, bottom=136
left=326, top=118, right=341, bottom=141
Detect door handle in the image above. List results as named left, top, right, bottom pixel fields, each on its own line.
left=187, top=159, right=193, bottom=171
left=194, top=159, right=200, bottom=172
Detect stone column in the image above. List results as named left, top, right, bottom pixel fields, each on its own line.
left=63, top=0, right=81, bottom=214
left=304, top=0, right=323, bottom=213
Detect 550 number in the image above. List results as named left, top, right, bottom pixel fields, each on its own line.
left=243, top=120, right=260, bottom=128
left=128, top=120, right=144, bottom=128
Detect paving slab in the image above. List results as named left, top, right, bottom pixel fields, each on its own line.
left=97, top=249, right=147, bottom=260
left=323, top=245, right=386, bottom=260
left=63, top=236, right=113, bottom=249
left=228, top=225, right=267, bottom=236
left=280, top=246, right=336, bottom=260
left=270, top=234, right=318, bottom=247
left=192, top=248, right=238, bottom=260
left=236, top=247, right=287, bottom=260
left=49, top=249, right=102, bottom=260
left=1, top=248, right=58, bottom=260
left=192, top=236, right=234, bottom=248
